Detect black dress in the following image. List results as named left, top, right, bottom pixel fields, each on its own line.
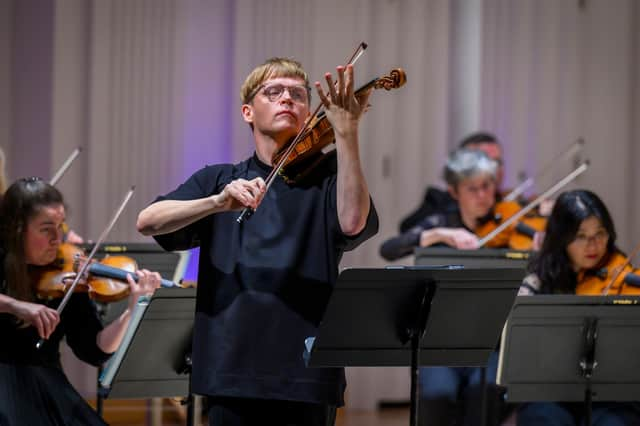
left=0, top=262, right=112, bottom=426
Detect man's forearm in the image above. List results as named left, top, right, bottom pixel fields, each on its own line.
left=336, top=132, right=370, bottom=236
left=137, top=197, right=222, bottom=236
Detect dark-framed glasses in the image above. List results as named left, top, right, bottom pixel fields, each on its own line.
left=257, top=83, right=310, bottom=103
left=573, top=230, right=609, bottom=246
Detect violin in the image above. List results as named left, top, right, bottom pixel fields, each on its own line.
left=511, top=215, right=547, bottom=250
left=272, top=68, right=407, bottom=184
left=237, top=42, right=405, bottom=223
left=34, top=243, right=180, bottom=303
left=475, top=162, right=589, bottom=249
left=473, top=201, right=547, bottom=250
left=474, top=201, right=520, bottom=248
left=35, top=188, right=137, bottom=349
left=576, top=251, right=640, bottom=295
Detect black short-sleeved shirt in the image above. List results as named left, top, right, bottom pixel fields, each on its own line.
left=152, top=153, right=378, bottom=405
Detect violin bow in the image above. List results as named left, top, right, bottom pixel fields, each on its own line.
left=477, top=161, right=590, bottom=248
left=601, top=241, right=640, bottom=296
left=237, top=42, right=368, bottom=224
left=503, top=138, right=585, bottom=202
left=49, top=147, right=83, bottom=186
left=36, top=186, right=136, bottom=349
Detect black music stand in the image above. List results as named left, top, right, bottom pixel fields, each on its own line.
left=498, top=295, right=640, bottom=425
left=99, top=287, right=197, bottom=425
left=414, top=247, right=530, bottom=269
left=86, top=242, right=191, bottom=416
left=413, top=247, right=529, bottom=424
left=306, top=266, right=523, bottom=426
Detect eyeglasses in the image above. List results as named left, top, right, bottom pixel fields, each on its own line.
left=251, top=83, right=310, bottom=104
left=572, top=230, right=609, bottom=246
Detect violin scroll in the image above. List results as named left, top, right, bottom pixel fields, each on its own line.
left=272, top=67, right=408, bottom=184
left=371, top=68, right=407, bottom=91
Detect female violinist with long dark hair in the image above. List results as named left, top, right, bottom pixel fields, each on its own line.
left=518, top=189, right=640, bottom=425
left=521, top=189, right=639, bottom=296
left=0, top=177, right=161, bottom=425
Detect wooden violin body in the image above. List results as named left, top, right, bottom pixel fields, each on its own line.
left=510, top=215, right=547, bottom=250
left=474, top=201, right=547, bottom=250
left=577, top=251, right=640, bottom=295
left=34, top=243, right=135, bottom=303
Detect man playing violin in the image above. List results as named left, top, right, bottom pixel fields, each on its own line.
left=517, top=189, right=640, bottom=425
left=137, top=57, right=378, bottom=426
left=0, top=177, right=161, bottom=426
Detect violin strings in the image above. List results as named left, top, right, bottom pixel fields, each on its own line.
left=602, top=241, right=640, bottom=295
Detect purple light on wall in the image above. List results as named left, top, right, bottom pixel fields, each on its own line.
left=183, top=247, right=200, bottom=283
left=180, top=0, right=236, bottom=179
left=12, top=0, right=54, bottom=180
left=180, top=0, right=236, bottom=283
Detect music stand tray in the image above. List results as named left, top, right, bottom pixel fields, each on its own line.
left=99, top=287, right=196, bottom=399
left=307, top=266, right=523, bottom=426
left=414, top=247, right=530, bottom=270
left=498, top=295, right=640, bottom=403
left=308, top=266, right=522, bottom=367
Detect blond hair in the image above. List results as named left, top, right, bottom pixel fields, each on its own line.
left=240, top=57, right=310, bottom=104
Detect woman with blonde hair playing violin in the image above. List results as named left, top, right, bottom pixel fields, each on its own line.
left=518, top=189, right=640, bottom=425
left=0, top=178, right=161, bottom=425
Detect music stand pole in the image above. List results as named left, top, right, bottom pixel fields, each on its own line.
left=183, top=353, right=195, bottom=426
left=580, top=317, right=598, bottom=426
left=405, top=280, right=436, bottom=426
left=95, top=302, right=110, bottom=418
